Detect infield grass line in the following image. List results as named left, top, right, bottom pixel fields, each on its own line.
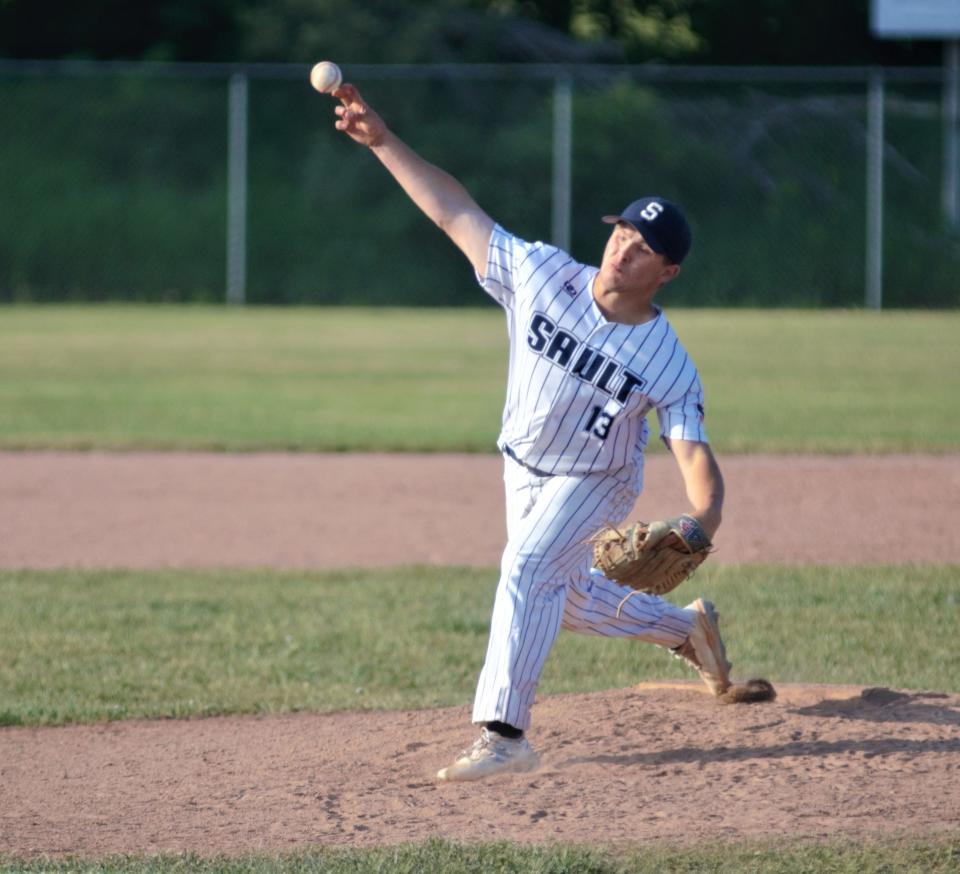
left=0, top=564, right=956, bottom=727
left=1, top=836, right=960, bottom=873
left=0, top=305, right=958, bottom=453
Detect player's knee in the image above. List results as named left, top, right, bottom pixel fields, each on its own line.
left=501, top=550, right=568, bottom=594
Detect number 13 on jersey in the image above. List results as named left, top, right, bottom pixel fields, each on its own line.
left=584, top=405, right=616, bottom=440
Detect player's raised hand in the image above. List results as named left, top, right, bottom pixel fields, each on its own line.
left=333, top=84, right=388, bottom=148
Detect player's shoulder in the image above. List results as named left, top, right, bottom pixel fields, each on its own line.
left=650, top=307, right=685, bottom=344
left=493, top=224, right=569, bottom=265
left=494, top=227, right=593, bottom=299
left=636, top=309, right=700, bottom=371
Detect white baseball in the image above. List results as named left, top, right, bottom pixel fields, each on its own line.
left=310, top=61, right=342, bottom=94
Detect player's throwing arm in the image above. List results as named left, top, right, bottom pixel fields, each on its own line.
left=315, top=64, right=494, bottom=276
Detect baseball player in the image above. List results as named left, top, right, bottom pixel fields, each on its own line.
left=331, top=82, right=730, bottom=782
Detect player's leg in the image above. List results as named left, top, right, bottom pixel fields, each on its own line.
left=556, top=477, right=732, bottom=696
left=502, top=452, right=540, bottom=539
left=472, top=463, right=642, bottom=731
left=562, top=572, right=732, bottom=697
left=561, top=569, right=694, bottom=647
left=437, top=463, right=637, bottom=782
left=547, top=460, right=692, bottom=647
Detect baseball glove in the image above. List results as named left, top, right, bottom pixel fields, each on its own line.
left=589, top=514, right=712, bottom=601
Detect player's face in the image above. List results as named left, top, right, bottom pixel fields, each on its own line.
left=598, top=222, right=679, bottom=295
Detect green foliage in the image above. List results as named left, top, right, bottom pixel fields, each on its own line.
left=240, top=75, right=554, bottom=305
left=237, top=0, right=508, bottom=64
left=2, top=71, right=957, bottom=307
left=0, top=564, right=957, bottom=727
left=0, top=76, right=226, bottom=302
left=0, top=0, right=943, bottom=65
left=572, top=79, right=960, bottom=308
left=568, top=0, right=705, bottom=59
left=0, top=306, right=957, bottom=453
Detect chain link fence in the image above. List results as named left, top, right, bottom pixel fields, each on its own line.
left=1, top=61, right=957, bottom=307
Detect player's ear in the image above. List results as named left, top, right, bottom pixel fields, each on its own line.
left=659, top=263, right=681, bottom=286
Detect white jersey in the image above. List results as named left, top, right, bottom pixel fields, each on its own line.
left=479, top=224, right=708, bottom=476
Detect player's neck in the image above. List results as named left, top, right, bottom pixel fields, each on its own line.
left=592, top=277, right=659, bottom=325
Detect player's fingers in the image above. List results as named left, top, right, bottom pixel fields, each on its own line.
left=659, top=532, right=685, bottom=551
left=335, top=83, right=359, bottom=106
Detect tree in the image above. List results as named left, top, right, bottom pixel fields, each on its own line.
left=0, top=0, right=943, bottom=65
left=0, top=0, right=239, bottom=60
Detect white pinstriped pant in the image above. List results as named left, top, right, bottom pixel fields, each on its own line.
left=472, top=454, right=697, bottom=731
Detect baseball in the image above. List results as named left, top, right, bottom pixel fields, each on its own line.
left=310, top=61, right=342, bottom=94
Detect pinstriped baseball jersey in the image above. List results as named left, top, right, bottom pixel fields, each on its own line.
left=479, top=224, right=708, bottom=475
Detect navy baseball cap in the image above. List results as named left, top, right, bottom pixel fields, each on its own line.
left=602, top=196, right=692, bottom=264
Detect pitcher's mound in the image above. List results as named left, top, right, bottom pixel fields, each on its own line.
left=3, top=682, right=959, bottom=858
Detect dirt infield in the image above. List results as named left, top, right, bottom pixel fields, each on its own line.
left=2, top=451, right=959, bottom=568
left=1, top=452, right=959, bottom=859
left=4, top=684, right=959, bottom=858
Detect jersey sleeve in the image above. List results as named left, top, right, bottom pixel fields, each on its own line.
left=655, top=373, right=709, bottom=444
left=476, top=224, right=545, bottom=309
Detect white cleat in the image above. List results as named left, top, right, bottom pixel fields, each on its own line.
left=673, top=597, right=732, bottom=696
left=436, top=728, right=540, bottom=782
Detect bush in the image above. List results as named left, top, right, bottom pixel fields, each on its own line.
left=1, top=69, right=956, bottom=306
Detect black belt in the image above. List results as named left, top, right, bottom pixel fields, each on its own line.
left=501, top=444, right=553, bottom=477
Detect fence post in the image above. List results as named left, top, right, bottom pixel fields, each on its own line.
left=226, top=72, right=249, bottom=305
left=944, top=40, right=960, bottom=229
left=552, top=74, right=573, bottom=252
left=865, top=69, right=884, bottom=310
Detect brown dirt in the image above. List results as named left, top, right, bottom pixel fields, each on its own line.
left=1, top=451, right=958, bottom=859
left=2, top=451, right=959, bottom=568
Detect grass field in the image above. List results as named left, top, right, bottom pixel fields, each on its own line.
left=3, top=305, right=958, bottom=871
left=3, top=837, right=960, bottom=873
left=3, top=563, right=959, bottom=870
left=0, top=305, right=958, bottom=453
left=2, top=564, right=957, bottom=727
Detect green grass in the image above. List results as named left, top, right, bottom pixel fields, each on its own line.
left=0, top=306, right=957, bottom=453
left=1, top=564, right=956, bottom=727
left=669, top=309, right=960, bottom=453
left=2, top=837, right=960, bottom=873
left=0, top=306, right=505, bottom=452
